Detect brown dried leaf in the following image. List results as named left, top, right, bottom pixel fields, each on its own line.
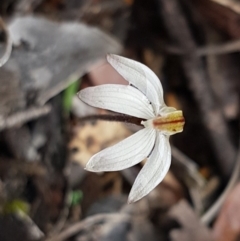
left=213, top=183, right=240, bottom=241
left=69, top=120, right=132, bottom=167
left=169, top=200, right=212, bottom=241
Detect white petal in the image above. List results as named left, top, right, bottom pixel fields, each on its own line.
left=107, top=54, right=165, bottom=115
left=128, top=134, right=171, bottom=203
left=78, top=84, right=155, bottom=119
left=85, top=128, right=156, bottom=172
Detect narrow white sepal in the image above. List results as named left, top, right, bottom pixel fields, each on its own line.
left=78, top=84, right=155, bottom=119
left=107, top=54, right=165, bottom=115
left=128, top=134, right=171, bottom=203
left=85, top=128, right=156, bottom=172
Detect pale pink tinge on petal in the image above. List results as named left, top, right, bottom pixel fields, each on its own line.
left=89, top=63, right=127, bottom=85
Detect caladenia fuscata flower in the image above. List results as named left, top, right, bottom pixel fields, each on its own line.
left=78, top=54, right=185, bottom=203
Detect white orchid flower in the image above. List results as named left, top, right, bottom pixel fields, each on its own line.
left=78, top=54, right=185, bottom=203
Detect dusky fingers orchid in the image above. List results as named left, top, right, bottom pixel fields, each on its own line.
left=78, top=54, right=185, bottom=203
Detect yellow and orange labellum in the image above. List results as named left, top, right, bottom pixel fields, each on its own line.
left=142, top=110, right=185, bottom=135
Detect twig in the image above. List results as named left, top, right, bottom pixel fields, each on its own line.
left=0, top=105, right=51, bottom=131
left=158, top=0, right=237, bottom=177
left=171, top=146, right=206, bottom=215
left=201, top=132, right=240, bottom=224
left=45, top=213, right=129, bottom=241
left=0, top=17, right=12, bottom=67
left=212, top=0, right=240, bottom=14
left=171, top=146, right=205, bottom=188
left=196, top=40, right=240, bottom=56
left=48, top=186, right=71, bottom=236
left=166, top=39, right=240, bottom=56
left=0, top=157, right=47, bottom=176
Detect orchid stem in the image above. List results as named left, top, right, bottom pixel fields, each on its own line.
left=79, top=114, right=145, bottom=126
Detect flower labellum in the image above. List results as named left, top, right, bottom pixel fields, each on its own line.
left=78, top=54, right=185, bottom=203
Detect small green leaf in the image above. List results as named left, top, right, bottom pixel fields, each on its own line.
left=3, top=199, right=30, bottom=215
left=70, top=190, right=83, bottom=206
left=63, top=80, right=80, bottom=115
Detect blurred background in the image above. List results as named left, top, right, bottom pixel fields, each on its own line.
left=0, top=0, right=239, bottom=240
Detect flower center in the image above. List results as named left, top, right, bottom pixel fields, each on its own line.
left=142, top=110, right=185, bottom=135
